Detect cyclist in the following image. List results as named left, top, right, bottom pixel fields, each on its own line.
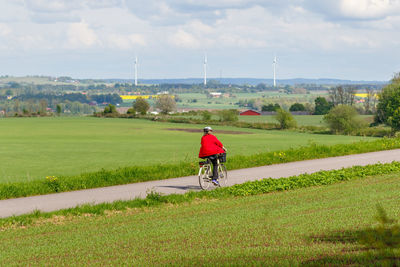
left=199, top=126, right=226, bottom=185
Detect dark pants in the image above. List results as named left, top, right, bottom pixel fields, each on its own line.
left=206, top=154, right=219, bottom=180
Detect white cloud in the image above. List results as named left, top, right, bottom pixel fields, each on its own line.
left=0, top=24, right=12, bottom=36
left=106, top=33, right=146, bottom=49
left=339, top=0, right=400, bottom=20
left=169, top=29, right=200, bottom=49
left=305, top=0, right=400, bottom=21
left=67, top=21, right=98, bottom=48
left=0, top=0, right=399, bottom=79
left=24, top=0, right=82, bottom=12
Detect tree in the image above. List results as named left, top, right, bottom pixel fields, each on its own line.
left=262, top=103, right=280, bottom=112
left=289, top=103, right=306, bottom=112
left=202, top=110, right=212, bottom=121
left=329, top=86, right=357, bottom=106
left=103, top=104, right=118, bottom=114
left=323, top=105, right=366, bottom=134
left=275, top=108, right=297, bottom=129
left=218, top=109, right=238, bottom=122
left=375, top=73, right=400, bottom=130
left=156, top=95, right=176, bottom=114
left=133, top=97, right=150, bottom=115
left=56, top=104, right=62, bottom=116
left=314, top=97, right=332, bottom=115
left=39, top=99, right=48, bottom=114
left=127, top=107, right=136, bottom=115
left=364, top=88, right=376, bottom=114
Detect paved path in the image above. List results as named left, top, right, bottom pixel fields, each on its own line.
left=1, top=149, right=400, bottom=218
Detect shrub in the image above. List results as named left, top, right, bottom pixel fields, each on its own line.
left=275, top=108, right=297, bottom=129
left=156, top=95, right=177, bottom=114
left=375, top=72, right=400, bottom=131
left=323, top=105, right=367, bottom=134
left=262, top=103, right=280, bottom=112
left=103, top=104, right=117, bottom=114
left=202, top=110, right=212, bottom=121
left=314, top=97, right=332, bottom=115
left=289, top=103, right=306, bottom=112
left=127, top=108, right=136, bottom=115
left=218, top=109, right=238, bottom=122
left=133, top=97, right=150, bottom=115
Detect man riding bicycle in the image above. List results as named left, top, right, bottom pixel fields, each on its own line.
left=199, top=126, right=226, bottom=185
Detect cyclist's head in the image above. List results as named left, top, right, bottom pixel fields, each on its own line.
left=203, top=126, right=212, bottom=133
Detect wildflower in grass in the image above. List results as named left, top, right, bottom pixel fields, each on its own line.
left=45, top=176, right=60, bottom=192
left=46, top=176, right=58, bottom=182
left=274, top=151, right=286, bottom=160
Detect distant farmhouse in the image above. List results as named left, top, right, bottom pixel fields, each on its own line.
left=240, top=110, right=261, bottom=116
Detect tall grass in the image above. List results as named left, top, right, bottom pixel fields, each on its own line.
left=0, top=137, right=400, bottom=200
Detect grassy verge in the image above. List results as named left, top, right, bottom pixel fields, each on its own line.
left=1, top=137, right=400, bottom=200
left=2, top=163, right=400, bottom=265
left=2, top=160, right=400, bottom=228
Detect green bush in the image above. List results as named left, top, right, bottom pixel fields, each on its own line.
left=289, top=103, right=306, bottom=112
left=127, top=108, right=136, bottom=115
left=323, top=105, right=367, bottom=134
left=314, top=97, right=332, bottom=115
left=202, top=110, right=212, bottom=121
left=275, top=108, right=297, bottom=129
left=375, top=73, right=400, bottom=131
left=262, top=103, right=280, bottom=112
left=103, top=104, right=117, bottom=114
left=133, top=97, right=150, bottom=115
left=218, top=109, right=238, bottom=122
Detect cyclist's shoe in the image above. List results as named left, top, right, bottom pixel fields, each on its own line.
left=212, top=179, right=219, bottom=186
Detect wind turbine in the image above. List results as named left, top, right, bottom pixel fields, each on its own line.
left=134, top=56, right=138, bottom=86
left=273, top=55, right=277, bottom=87
left=203, top=53, right=207, bottom=87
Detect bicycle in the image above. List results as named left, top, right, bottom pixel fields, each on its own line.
left=198, top=153, right=227, bottom=190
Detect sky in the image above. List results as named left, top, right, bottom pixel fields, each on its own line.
left=0, top=0, right=399, bottom=81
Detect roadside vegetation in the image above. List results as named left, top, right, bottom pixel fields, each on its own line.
left=2, top=162, right=400, bottom=265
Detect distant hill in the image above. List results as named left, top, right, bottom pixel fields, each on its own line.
left=0, top=76, right=388, bottom=86
left=105, top=78, right=387, bottom=86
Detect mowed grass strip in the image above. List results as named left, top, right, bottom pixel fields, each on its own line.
left=1, top=169, right=400, bottom=265
left=0, top=117, right=374, bottom=183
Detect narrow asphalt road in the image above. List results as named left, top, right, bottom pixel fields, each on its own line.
left=1, top=149, right=400, bottom=218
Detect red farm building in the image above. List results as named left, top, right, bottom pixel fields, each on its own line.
left=239, top=110, right=261, bottom=116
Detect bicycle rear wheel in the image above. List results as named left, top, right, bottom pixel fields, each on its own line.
left=218, top=164, right=228, bottom=187
left=198, top=165, right=212, bottom=190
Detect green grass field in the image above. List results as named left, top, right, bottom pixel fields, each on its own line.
left=0, top=117, right=375, bottom=183
left=1, top=171, right=399, bottom=265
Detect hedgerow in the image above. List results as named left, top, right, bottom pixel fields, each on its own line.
left=1, top=138, right=400, bottom=200
left=2, top=161, right=400, bottom=229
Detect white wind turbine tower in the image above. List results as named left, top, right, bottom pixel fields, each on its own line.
left=203, top=53, right=207, bottom=86
left=134, top=56, right=138, bottom=86
left=273, top=55, right=277, bottom=87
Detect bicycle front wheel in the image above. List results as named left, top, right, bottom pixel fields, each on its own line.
left=198, top=165, right=212, bottom=190
left=218, top=164, right=228, bottom=187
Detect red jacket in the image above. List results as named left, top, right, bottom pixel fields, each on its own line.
left=199, top=134, right=225, bottom=158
